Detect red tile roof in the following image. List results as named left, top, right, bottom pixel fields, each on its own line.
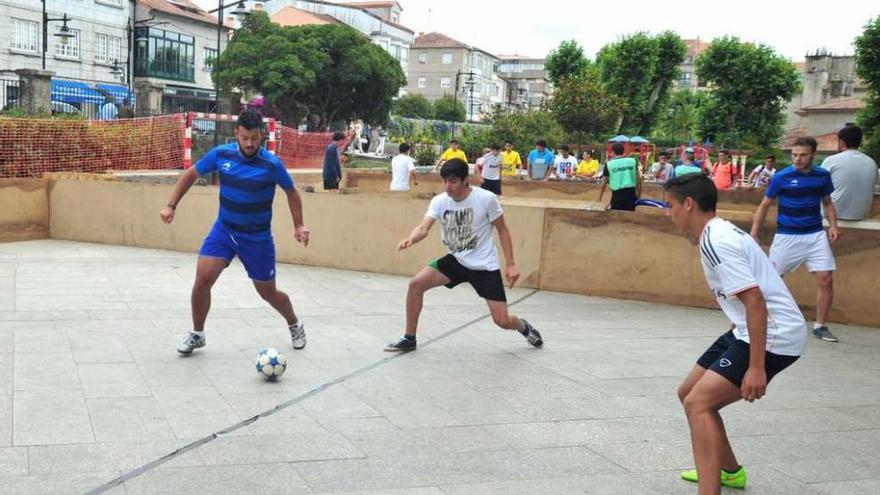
left=139, top=0, right=232, bottom=28
left=413, top=32, right=469, bottom=49
left=342, top=1, right=400, bottom=8
left=272, top=6, right=339, bottom=26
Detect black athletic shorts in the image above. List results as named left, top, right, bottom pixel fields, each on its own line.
left=696, top=330, right=799, bottom=387
left=610, top=187, right=637, bottom=211
left=429, top=254, right=507, bottom=302
left=481, top=179, right=502, bottom=196
left=323, top=178, right=339, bottom=190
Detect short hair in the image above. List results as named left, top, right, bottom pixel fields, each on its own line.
left=237, top=109, right=263, bottom=130
left=792, top=136, right=817, bottom=152
left=398, top=142, right=411, bottom=153
left=560, top=144, right=570, bottom=152
left=584, top=150, right=593, bottom=157
left=332, top=131, right=346, bottom=142
left=504, top=140, right=513, bottom=145
left=764, top=154, right=776, bottom=161
left=611, top=142, right=624, bottom=155
left=450, top=139, right=460, bottom=145
left=838, top=125, right=862, bottom=149
left=658, top=152, right=669, bottom=158
left=664, top=174, right=718, bottom=212
left=536, top=139, right=546, bottom=147
left=719, top=149, right=730, bottom=155
left=440, top=158, right=469, bottom=180
left=490, top=143, right=500, bottom=150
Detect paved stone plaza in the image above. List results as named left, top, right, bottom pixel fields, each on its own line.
left=1, top=240, right=879, bottom=494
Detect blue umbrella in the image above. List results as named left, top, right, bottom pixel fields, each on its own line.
left=609, top=134, right=630, bottom=142
left=629, top=136, right=649, bottom=143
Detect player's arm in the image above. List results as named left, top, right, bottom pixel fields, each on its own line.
left=398, top=216, right=435, bottom=250
left=284, top=187, right=310, bottom=247
left=160, top=166, right=200, bottom=223
left=597, top=164, right=608, bottom=202
left=822, top=196, right=840, bottom=242
left=409, top=169, right=418, bottom=187
left=750, top=196, right=774, bottom=241
left=493, top=214, right=519, bottom=288
left=735, top=286, right=768, bottom=402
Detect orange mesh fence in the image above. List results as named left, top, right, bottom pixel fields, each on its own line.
left=277, top=126, right=351, bottom=169
left=0, top=114, right=185, bottom=178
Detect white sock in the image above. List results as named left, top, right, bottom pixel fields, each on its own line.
left=289, top=320, right=301, bottom=329
left=814, top=322, right=825, bottom=329
left=192, top=330, right=205, bottom=339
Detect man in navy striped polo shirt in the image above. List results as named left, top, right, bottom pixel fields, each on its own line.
left=750, top=136, right=841, bottom=342
left=160, top=109, right=311, bottom=355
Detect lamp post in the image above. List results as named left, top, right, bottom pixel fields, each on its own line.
left=41, top=0, right=75, bottom=70
left=207, top=0, right=249, bottom=145
left=452, top=70, right=476, bottom=135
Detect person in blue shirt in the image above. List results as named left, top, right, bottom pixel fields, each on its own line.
left=323, top=132, right=347, bottom=191
left=98, top=95, right=118, bottom=120
left=527, top=139, right=555, bottom=180
left=750, top=136, right=841, bottom=343
left=160, top=109, right=311, bottom=354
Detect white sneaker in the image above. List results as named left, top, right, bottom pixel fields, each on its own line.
left=289, top=321, right=306, bottom=350
left=177, top=332, right=205, bottom=354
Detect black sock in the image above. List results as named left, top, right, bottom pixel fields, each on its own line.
left=403, top=334, right=416, bottom=342
left=722, top=465, right=742, bottom=475
left=519, top=323, right=529, bottom=336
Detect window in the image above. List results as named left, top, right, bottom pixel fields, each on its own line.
left=400, top=47, right=408, bottom=63
left=418, top=53, right=427, bottom=64
left=440, top=77, right=451, bottom=88
left=55, top=29, right=80, bottom=59
left=441, top=53, right=452, bottom=64
left=203, top=47, right=218, bottom=71
left=96, top=34, right=122, bottom=63
left=417, top=77, right=427, bottom=88
left=134, top=27, right=195, bottom=82
left=12, top=19, right=39, bottom=53
left=96, top=0, right=123, bottom=6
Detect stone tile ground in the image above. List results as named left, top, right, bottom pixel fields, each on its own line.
left=1, top=240, right=878, bottom=494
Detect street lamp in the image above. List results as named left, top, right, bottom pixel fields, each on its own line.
left=207, top=0, right=250, bottom=145
left=452, top=70, right=476, bottom=135
left=42, top=0, right=75, bottom=70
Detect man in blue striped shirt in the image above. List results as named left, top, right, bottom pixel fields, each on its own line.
left=160, top=110, right=311, bottom=354
left=750, top=136, right=841, bottom=342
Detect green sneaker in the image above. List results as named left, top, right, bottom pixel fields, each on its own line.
left=680, top=466, right=747, bottom=489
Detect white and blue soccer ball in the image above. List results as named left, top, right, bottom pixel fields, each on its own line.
left=256, top=348, right=287, bottom=381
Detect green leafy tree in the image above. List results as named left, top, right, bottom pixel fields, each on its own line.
left=392, top=94, right=433, bottom=119
left=596, top=31, right=686, bottom=136
left=432, top=95, right=466, bottom=122
left=485, top=109, right=565, bottom=157
left=654, top=89, right=709, bottom=142
left=545, top=40, right=590, bottom=85
left=216, top=12, right=405, bottom=129
left=695, top=36, right=800, bottom=147
left=546, top=73, right=624, bottom=141
left=855, top=16, right=880, bottom=162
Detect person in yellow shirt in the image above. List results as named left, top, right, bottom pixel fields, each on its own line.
left=500, top=140, right=522, bottom=177
left=575, top=150, right=600, bottom=180
left=436, top=139, right=468, bottom=169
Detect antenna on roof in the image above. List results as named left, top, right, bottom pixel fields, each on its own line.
left=427, top=8, right=431, bottom=32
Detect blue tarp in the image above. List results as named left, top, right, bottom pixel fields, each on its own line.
left=629, top=136, right=649, bottom=143
left=51, top=80, right=104, bottom=105
left=609, top=134, right=630, bottom=142
left=95, top=83, right=134, bottom=104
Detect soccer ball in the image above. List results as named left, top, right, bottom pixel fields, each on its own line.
left=255, top=348, right=287, bottom=381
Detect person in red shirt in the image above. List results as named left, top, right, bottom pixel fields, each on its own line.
left=712, top=149, right=740, bottom=191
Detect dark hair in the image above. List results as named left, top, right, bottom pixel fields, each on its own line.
left=584, top=150, right=593, bottom=157
left=440, top=158, right=469, bottom=180
left=399, top=142, right=411, bottom=153
left=792, top=136, right=817, bottom=152
left=764, top=154, right=776, bottom=161
left=658, top=152, right=669, bottom=158
left=536, top=139, right=546, bottom=147
left=611, top=142, right=624, bottom=155
left=332, top=131, right=346, bottom=142
left=560, top=144, right=570, bottom=152
left=664, top=174, right=718, bottom=212
left=719, top=149, right=730, bottom=155
left=450, top=139, right=460, bottom=145
left=504, top=140, right=513, bottom=145
left=490, top=143, right=500, bottom=150
left=838, top=125, right=862, bottom=149
left=237, top=109, right=263, bottom=130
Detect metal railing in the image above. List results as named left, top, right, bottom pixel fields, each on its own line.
left=1, top=78, right=20, bottom=111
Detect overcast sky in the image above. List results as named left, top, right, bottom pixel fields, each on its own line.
left=196, top=1, right=877, bottom=61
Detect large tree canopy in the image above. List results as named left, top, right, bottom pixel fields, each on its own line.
left=546, top=72, right=624, bottom=141
left=545, top=40, right=590, bottom=86
left=596, top=31, right=686, bottom=136
left=216, top=12, right=406, bottom=129
left=855, top=16, right=880, bottom=161
left=695, top=36, right=800, bottom=148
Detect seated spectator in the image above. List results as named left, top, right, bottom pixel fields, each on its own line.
left=550, top=145, right=578, bottom=180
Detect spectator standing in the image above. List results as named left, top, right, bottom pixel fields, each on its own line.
left=550, top=145, right=578, bottom=180
left=575, top=150, right=600, bottom=180
left=477, top=144, right=504, bottom=195
left=821, top=125, right=879, bottom=221
left=527, top=139, right=555, bottom=180
left=500, top=141, right=523, bottom=178
left=748, top=155, right=777, bottom=188
left=323, top=132, right=347, bottom=191
left=651, top=152, right=675, bottom=184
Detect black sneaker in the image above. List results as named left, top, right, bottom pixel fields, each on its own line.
left=384, top=336, right=417, bottom=352
left=811, top=326, right=839, bottom=342
left=521, top=319, right=543, bottom=348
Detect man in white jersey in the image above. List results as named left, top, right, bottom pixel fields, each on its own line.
left=664, top=174, right=806, bottom=494
left=550, top=144, right=578, bottom=180
left=384, top=159, right=543, bottom=351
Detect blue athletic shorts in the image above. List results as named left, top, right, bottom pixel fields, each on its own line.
left=198, top=222, right=276, bottom=282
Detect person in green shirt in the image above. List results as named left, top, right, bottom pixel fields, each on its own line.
left=598, top=142, right=641, bottom=211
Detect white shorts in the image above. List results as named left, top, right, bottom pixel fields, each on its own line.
left=769, top=231, right=836, bottom=275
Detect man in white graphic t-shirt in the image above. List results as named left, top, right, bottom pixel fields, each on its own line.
left=384, top=158, right=543, bottom=352
left=664, top=173, right=806, bottom=494
left=550, top=144, right=578, bottom=180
